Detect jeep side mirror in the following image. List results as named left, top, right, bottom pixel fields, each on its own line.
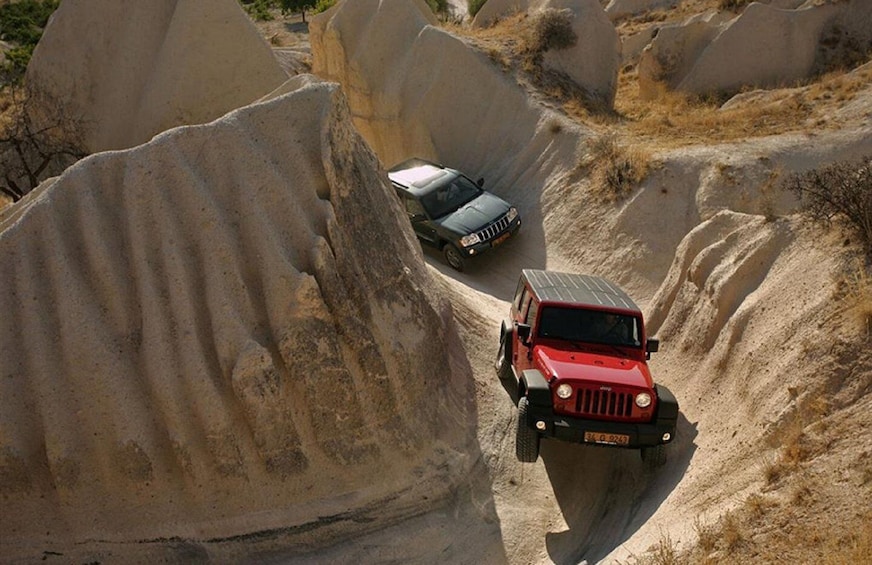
left=476, top=178, right=484, bottom=187
left=517, top=323, right=531, bottom=344
left=646, top=338, right=659, bottom=359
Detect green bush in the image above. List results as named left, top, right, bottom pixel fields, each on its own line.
left=0, top=0, right=60, bottom=84
left=313, top=0, right=337, bottom=14
left=240, top=0, right=275, bottom=21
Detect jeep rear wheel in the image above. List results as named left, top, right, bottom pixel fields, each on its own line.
left=495, top=332, right=513, bottom=380
left=443, top=244, right=465, bottom=271
left=641, top=444, right=667, bottom=469
left=516, top=397, right=540, bottom=463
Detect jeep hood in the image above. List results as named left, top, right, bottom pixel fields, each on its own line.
left=437, top=191, right=510, bottom=233
left=534, top=344, right=653, bottom=389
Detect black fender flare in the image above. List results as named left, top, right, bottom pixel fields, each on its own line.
left=520, top=369, right=552, bottom=408
left=654, top=384, right=679, bottom=422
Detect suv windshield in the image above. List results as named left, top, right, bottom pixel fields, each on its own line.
left=538, top=307, right=641, bottom=348
left=420, top=174, right=482, bottom=219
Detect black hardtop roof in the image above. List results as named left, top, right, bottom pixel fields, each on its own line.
left=522, top=269, right=642, bottom=314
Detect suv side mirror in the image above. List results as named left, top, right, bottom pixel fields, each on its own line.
left=646, top=338, right=659, bottom=359
left=517, top=323, right=531, bottom=344
left=476, top=178, right=484, bottom=187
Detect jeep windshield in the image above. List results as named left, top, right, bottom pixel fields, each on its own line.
left=419, top=174, right=482, bottom=219
left=537, top=307, right=642, bottom=348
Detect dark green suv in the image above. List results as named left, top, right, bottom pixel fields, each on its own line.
left=388, top=158, right=521, bottom=271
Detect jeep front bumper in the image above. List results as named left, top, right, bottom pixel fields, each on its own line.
left=524, top=404, right=677, bottom=449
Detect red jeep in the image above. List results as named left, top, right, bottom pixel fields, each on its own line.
left=496, top=269, right=678, bottom=466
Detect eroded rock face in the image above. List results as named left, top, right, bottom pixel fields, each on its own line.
left=0, top=81, right=473, bottom=555
left=638, top=0, right=872, bottom=99
left=24, top=0, right=288, bottom=153
left=310, top=0, right=587, bottom=187
left=541, top=0, right=621, bottom=106
left=469, top=0, right=619, bottom=105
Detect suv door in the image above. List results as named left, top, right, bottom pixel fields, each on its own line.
left=399, top=192, right=438, bottom=245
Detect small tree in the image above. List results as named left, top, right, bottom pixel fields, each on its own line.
left=0, top=84, right=88, bottom=202
left=782, top=156, right=872, bottom=254
left=280, top=0, right=317, bottom=23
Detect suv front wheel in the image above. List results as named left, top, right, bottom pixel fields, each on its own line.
left=516, top=397, right=540, bottom=462
left=443, top=243, right=465, bottom=271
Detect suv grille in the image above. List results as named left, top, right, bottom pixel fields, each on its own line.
left=575, top=387, right=634, bottom=418
left=475, top=213, right=511, bottom=242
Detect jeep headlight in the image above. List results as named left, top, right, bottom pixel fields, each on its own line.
left=506, top=207, right=518, bottom=222
left=556, top=383, right=572, bottom=399
left=635, top=392, right=652, bottom=408
left=460, top=233, right=481, bottom=247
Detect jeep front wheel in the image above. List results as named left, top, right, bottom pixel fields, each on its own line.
left=443, top=244, right=465, bottom=271
left=516, top=397, right=540, bottom=463
left=495, top=332, right=513, bottom=380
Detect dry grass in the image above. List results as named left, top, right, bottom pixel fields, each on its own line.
left=577, top=134, right=653, bottom=201
left=459, top=14, right=872, bottom=150
left=836, top=262, right=872, bottom=337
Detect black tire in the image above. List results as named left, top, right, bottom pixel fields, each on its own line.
left=443, top=244, right=465, bottom=271
left=516, top=397, right=540, bottom=463
left=640, top=444, right=667, bottom=469
left=495, top=332, right=513, bottom=380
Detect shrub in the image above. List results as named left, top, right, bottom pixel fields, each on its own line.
left=240, top=0, right=275, bottom=21
left=527, top=8, right=577, bottom=54
left=0, top=0, right=60, bottom=84
left=579, top=134, right=651, bottom=202
left=718, top=0, right=753, bottom=12
left=782, top=156, right=872, bottom=255
left=313, top=0, right=337, bottom=14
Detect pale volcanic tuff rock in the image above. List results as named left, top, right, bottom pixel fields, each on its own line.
left=24, top=0, right=288, bottom=153
left=469, top=0, right=619, bottom=105
left=309, top=0, right=592, bottom=193
left=0, top=82, right=480, bottom=558
left=638, top=0, right=872, bottom=99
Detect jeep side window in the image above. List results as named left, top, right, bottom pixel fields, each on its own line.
left=525, top=297, right=539, bottom=328
left=512, top=283, right=527, bottom=316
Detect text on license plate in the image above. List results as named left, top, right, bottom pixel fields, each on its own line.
left=584, top=431, right=630, bottom=446
left=492, top=233, right=511, bottom=247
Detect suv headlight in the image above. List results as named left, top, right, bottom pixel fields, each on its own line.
left=460, top=233, right=481, bottom=247
left=506, top=207, right=518, bottom=222
left=556, top=383, right=572, bottom=399
left=635, top=392, right=652, bottom=408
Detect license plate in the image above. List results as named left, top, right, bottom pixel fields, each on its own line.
left=492, top=233, right=511, bottom=247
left=584, top=431, right=630, bottom=446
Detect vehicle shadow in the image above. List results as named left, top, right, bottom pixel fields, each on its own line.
left=540, top=413, right=698, bottom=564
left=495, top=370, right=697, bottom=564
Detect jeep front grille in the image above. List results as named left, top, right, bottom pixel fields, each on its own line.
left=475, top=213, right=511, bottom=242
left=575, top=388, right=634, bottom=418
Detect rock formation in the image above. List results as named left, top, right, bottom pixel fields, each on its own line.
left=24, top=0, right=288, bottom=153
left=638, top=0, right=872, bottom=99
left=0, top=81, right=480, bottom=559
